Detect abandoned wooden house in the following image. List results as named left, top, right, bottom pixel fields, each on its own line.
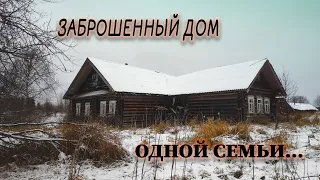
left=63, top=57, right=286, bottom=126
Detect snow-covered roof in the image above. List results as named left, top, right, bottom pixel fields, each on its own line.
left=88, top=57, right=268, bottom=95
left=89, top=57, right=174, bottom=95
left=169, top=60, right=266, bottom=95
left=289, top=103, right=319, bottom=111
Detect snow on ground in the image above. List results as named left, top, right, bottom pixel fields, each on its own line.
left=41, top=113, right=64, bottom=124
left=1, top=120, right=320, bottom=179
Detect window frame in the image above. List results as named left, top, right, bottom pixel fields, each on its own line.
left=100, top=101, right=107, bottom=117
left=264, top=97, right=270, bottom=114
left=248, top=95, right=255, bottom=114
left=85, top=102, right=90, bottom=116
left=257, top=96, right=263, bottom=114
left=76, top=103, right=81, bottom=116
left=108, top=100, right=116, bottom=115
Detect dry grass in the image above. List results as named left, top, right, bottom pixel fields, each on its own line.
left=292, top=118, right=310, bottom=127
left=282, top=123, right=297, bottom=131
left=268, top=130, right=292, bottom=150
left=59, top=122, right=129, bottom=166
left=230, top=123, right=250, bottom=140
left=311, top=114, right=320, bottom=125
left=187, top=119, right=200, bottom=129
left=151, top=121, right=171, bottom=133
left=0, top=124, right=60, bottom=166
left=193, top=119, right=230, bottom=147
left=252, top=119, right=272, bottom=126
left=311, top=145, right=320, bottom=150
left=0, top=140, right=60, bottom=166
left=291, top=112, right=319, bottom=127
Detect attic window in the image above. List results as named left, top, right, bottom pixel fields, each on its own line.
left=92, top=73, right=98, bottom=86
left=92, top=74, right=98, bottom=80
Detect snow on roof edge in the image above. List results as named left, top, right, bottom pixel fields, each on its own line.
left=75, top=90, right=108, bottom=98
left=288, top=103, right=319, bottom=111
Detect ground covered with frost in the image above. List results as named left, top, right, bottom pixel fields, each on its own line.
left=1, top=116, right=320, bottom=179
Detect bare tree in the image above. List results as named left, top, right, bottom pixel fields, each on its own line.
left=0, top=0, right=74, bottom=96
left=291, top=96, right=309, bottom=104
left=313, top=95, right=320, bottom=108
left=0, top=0, right=74, bottom=121
left=279, top=68, right=298, bottom=101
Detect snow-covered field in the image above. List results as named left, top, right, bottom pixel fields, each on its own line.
left=1, top=116, right=320, bottom=180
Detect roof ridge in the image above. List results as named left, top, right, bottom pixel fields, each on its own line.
left=87, top=57, right=175, bottom=77
left=176, top=58, right=267, bottom=77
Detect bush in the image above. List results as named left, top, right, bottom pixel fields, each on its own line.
left=193, top=119, right=229, bottom=147
left=59, top=122, right=128, bottom=166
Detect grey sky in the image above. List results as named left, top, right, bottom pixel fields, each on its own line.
left=40, top=0, right=320, bottom=103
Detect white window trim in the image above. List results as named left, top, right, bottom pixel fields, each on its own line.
left=76, top=103, right=81, bottom=116
left=109, top=100, right=116, bottom=115
left=100, top=101, right=107, bottom=117
left=248, top=95, right=255, bottom=114
left=85, top=102, right=90, bottom=116
left=264, top=97, right=270, bottom=114
left=257, top=96, right=263, bottom=114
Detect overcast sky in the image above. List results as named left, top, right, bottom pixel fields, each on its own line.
left=40, top=0, right=320, bottom=103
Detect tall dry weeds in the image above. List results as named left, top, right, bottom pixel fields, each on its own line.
left=193, top=119, right=230, bottom=147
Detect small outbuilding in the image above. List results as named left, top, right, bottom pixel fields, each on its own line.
left=288, top=103, right=319, bottom=113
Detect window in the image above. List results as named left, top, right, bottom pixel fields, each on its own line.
left=248, top=95, right=255, bottom=114
left=257, top=96, right=263, bottom=113
left=264, top=97, right=270, bottom=114
left=100, top=101, right=107, bottom=117
left=109, top=100, right=116, bottom=115
left=76, top=103, right=81, bottom=116
left=92, top=74, right=98, bottom=86
left=92, top=74, right=97, bottom=80
left=85, top=102, right=90, bottom=116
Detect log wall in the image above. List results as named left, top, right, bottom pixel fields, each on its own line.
left=185, top=91, right=242, bottom=121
